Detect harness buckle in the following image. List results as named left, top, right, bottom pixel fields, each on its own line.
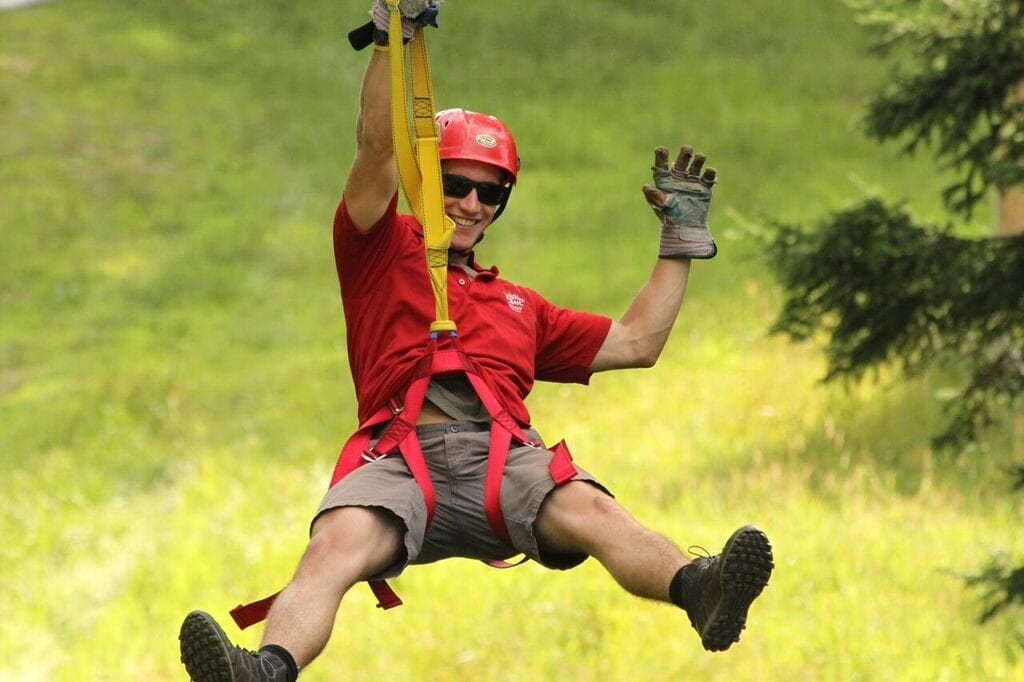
left=361, top=447, right=388, bottom=463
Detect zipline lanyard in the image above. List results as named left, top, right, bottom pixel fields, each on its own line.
left=385, top=1, right=457, bottom=334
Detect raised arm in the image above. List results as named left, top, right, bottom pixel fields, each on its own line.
left=342, top=47, right=399, bottom=233
left=590, top=145, right=718, bottom=372
left=342, top=1, right=440, bottom=232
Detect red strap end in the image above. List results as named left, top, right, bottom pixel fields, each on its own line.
left=230, top=592, right=279, bottom=630
left=369, top=579, right=403, bottom=610
left=548, top=440, right=577, bottom=485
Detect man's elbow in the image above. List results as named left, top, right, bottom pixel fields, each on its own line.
left=636, top=352, right=660, bottom=369
left=595, top=324, right=666, bottom=371
left=631, top=340, right=662, bottom=369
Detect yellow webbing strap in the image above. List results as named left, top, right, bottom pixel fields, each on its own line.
left=387, top=2, right=457, bottom=333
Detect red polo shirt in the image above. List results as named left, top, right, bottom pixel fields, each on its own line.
left=334, top=195, right=613, bottom=427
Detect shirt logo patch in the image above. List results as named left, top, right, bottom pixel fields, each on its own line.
left=505, top=291, right=526, bottom=314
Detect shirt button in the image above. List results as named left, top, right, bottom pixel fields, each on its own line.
left=458, top=278, right=466, bottom=286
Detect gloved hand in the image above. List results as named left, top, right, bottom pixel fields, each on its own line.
left=370, top=0, right=440, bottom=41
left=643, top=145, right=718, bottom=259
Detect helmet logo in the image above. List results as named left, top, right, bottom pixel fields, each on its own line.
left=475, top=133, right=497, bottom=148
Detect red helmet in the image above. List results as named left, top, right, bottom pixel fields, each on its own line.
left=436, top=108, right=520, bottom=184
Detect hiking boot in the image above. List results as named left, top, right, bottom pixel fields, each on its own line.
left=682, top=525, right=774, bottom=652
left=179, top=610, right=291, bottom=681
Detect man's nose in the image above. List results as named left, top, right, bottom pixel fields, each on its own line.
left=459, top=188, right=482, bottom=212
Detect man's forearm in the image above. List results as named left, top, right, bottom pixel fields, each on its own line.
left=344, top=49, right=400, bottom=231
left=619, top=258, right=691, bottom=366
left=590, top=257, right=692, bottom=372
left=355, top=49, right=394, bottom=157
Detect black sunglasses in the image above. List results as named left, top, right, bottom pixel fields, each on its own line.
left=442, top=174, right=510, bottom=207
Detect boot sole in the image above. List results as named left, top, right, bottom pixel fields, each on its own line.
left=179, top=610, right=237, bottom=681
left=701, top=525, right=774, bottom=652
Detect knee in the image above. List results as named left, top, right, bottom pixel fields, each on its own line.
left=302, top=507, right=404, bottom=583
left=536, top=482, right=629, bottom=554
left=552, top=482, right=625, bottom=524
left=584, top=489, right=627, bottom=519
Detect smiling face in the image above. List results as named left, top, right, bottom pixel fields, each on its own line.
left=442, top=159, right=507, bottom=258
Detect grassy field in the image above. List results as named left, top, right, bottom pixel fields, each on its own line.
left=2, top=1, right=1022, bottom=680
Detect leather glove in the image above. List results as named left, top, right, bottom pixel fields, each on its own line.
left=370, top=0, right=440, bottom=41
left=643, top=145, right=718, bottom=259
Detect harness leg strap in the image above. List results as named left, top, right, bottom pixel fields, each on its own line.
left=483, top=426, right=514, bottom=545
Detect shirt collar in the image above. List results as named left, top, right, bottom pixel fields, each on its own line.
left=449, top=250, right=499, bottom=280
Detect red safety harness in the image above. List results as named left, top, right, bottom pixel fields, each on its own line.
left=229, top=331, right=579, bottom=629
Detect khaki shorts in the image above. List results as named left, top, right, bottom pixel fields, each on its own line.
left=313, top=420, right=611, bottom=578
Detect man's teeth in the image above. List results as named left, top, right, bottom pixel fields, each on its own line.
left=451, top=216, right=476, bottom=227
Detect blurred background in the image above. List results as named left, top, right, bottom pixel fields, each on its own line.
left=1, top=1, right=1021, bottom=679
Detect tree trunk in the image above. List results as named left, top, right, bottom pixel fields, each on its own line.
left=998, top=186, right=1024, bottom=236
left=999, top=79, right=1024, bottom=237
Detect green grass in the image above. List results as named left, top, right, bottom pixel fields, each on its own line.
left=1, top=1, right=1021, bottom=680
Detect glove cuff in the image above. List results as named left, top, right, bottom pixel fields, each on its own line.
left=369, top=1, right=439, bottom=40
left=659, top=226, right=717, bottom=259
left=371, top=3, right=416, bottom=39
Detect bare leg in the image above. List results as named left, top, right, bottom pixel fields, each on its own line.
left=533, top=481, right=686, bottom=602
left=260, top=506, right=404, bottom=667
left=535, top=481, right=774, bottom=652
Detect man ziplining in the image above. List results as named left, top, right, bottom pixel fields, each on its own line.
left=178, top=2, right=774, bottom=680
